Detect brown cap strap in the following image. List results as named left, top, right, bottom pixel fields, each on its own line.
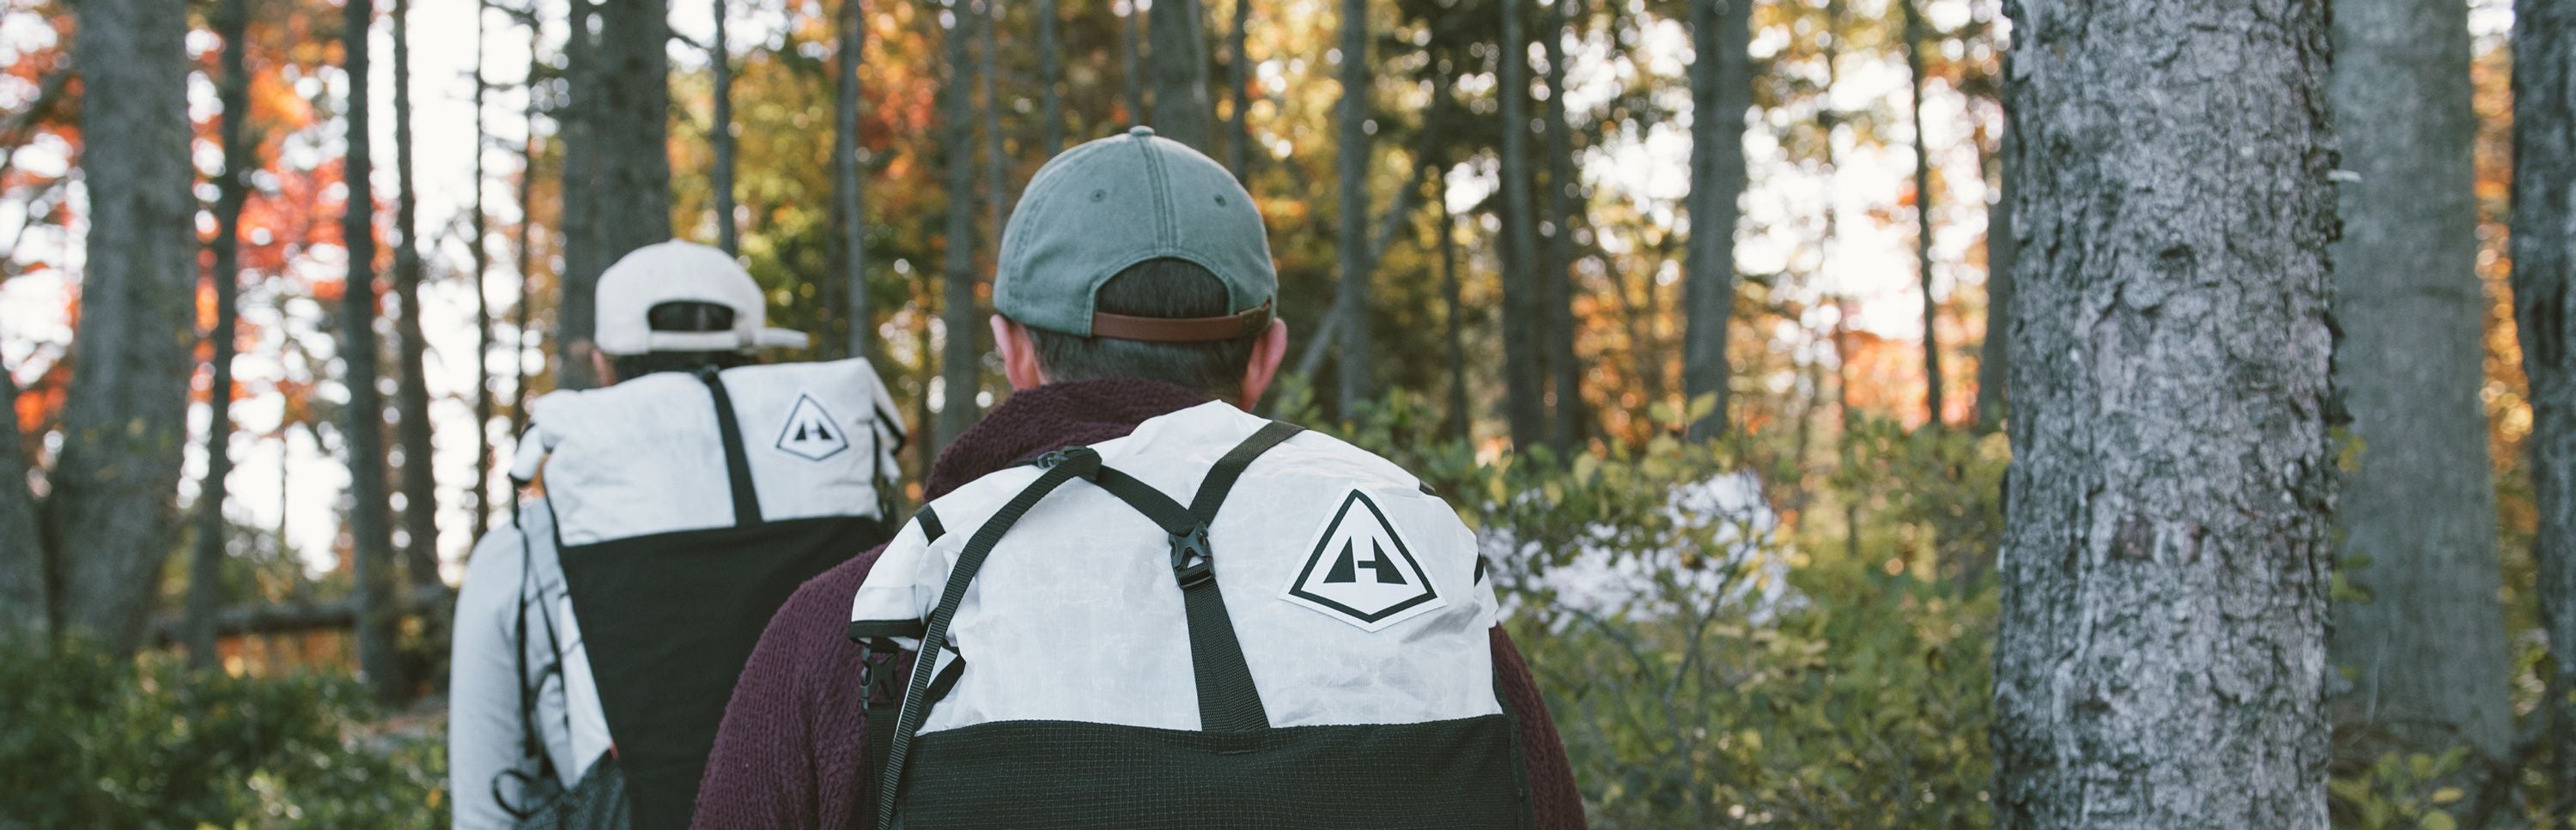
left=1090, top=299, right=1273, bottom=342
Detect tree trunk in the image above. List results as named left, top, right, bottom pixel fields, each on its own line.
left=0, top=355, right=44, bottom=639
left=1122, top=5, right=1147, bottom=125
left=1991, top=1, right=2336, bottom=825
left=471, top=0, right=495, bottom=542
left=1975, top=64, right=2014, bottom=432
left=1681, top=0, right=1747, bottom=441
left=1903, top=0, right=1942, bottom=428
left=1498, top=0, right=1546, bottom=449
left=513, top=17, right=543, bottom=437
left=2324, top=0, right=2508, bottom=761
left=1332, top=0, right=1372, bottom=417
left=342, top=0, right=410, bottom=701
left=980, top=0, right=1012, bottom=236
left=46, top=0, right=198, bottom=652
left=186, top=0, right=257, bottom=668
left=2509, top=0, right=2576, bottom=789
left=1540, top=0, right=1582, bottom=449
left=836, top=0, right=872, bottom=362
left=939, top=3, right=982, bottom=449
left=1040, top=0, right=1064, bottom=155
left=1226, top=0, right=1251, bottom=178
left=711, top=0, right=740, bottom=256
left=391, top=0, right=441, bottom=591
left=558, top=0, right=673, bottom=391
left=1150, top=0, right=1215, bottom=151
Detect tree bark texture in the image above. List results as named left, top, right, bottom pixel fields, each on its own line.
left=1498, top=1, right=1546, bottom=448
left=343, top=0, right=410, bottom=700
left=1122, top=6, right=1147, bottom=126
left=2509, top=0, right=2576, bottom=789
left=939, top=3, right=982, bottom=449
left=836, top=0, right=872, bottom=363
left=1540, top=0, right=1582, bottom=449
left=2324, top=0, right=2509, bottom=760
left=47, top=0, right=198, bottom=651
left=1992, top=0, right=2337, bottom=826
left=1333, top=0, right=1373, bottom=417
left=1904, top=0, right=1943, bottom=427
left=1150, top=0, right=1216, bottom=151
left=1976, top=76, right=2015, bottom=431
left=471, top=1, right=495, bottom=543
left=1226, top=0, right=1251, bottom=178
left=558, top=0, right=672, bottom=391
left=392, top=0, right=441, bottom=591
left=712, top=0, right=741, bottom=256
left=187, top=0, right=256, bottom=667
left=1040, top=0, right=1065, bottom=156
left=1681, top=0, right=1747, bottom=441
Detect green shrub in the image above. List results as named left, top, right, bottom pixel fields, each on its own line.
left=0, top=639, right=447, bottom=828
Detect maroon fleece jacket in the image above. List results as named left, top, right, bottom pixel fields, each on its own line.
left=693, top=378, right=1586, bottom=828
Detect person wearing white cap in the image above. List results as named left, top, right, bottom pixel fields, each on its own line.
left=449, top=241, right=908, bottom=829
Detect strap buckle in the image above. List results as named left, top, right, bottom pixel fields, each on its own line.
left=1170, top=524, right=1215, bottom=588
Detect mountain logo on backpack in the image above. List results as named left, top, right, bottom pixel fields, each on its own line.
left=773, top=393, right=850, bottom=462
left=1282, top=490, right=1445, bottom=632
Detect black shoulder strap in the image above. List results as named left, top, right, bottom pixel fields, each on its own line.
left=696, top=367, right=763, bottom=527
left=875, top=449, right=1105, bottom=830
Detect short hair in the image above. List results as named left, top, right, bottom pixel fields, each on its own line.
left=1026, top=258, right=1262, bottom=400
left=607, top=300, right=759, bottom=382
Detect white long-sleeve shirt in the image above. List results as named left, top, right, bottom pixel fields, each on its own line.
left=447, top=501, right=613, bottom=829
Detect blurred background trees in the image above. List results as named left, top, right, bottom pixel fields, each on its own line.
left=0, top=0, right=2562, bottom=824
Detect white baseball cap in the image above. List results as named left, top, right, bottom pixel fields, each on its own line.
left=592, top=240, right=811, bottom=355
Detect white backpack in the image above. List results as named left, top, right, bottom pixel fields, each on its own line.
left=848, top=402, right=1536, bottom=830
left=509, top=358, right=907, bottom=829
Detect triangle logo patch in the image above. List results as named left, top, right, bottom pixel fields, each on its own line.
left=772, top=393, right=851, bottom=462
left=1281, top=490, right=1445, bottom=632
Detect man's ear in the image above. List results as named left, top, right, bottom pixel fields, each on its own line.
left=1236, top=318, right=1290, bottom=409
left=993, top=316, right=1049, bottom=391
left=589, top=345, right=618, bottom=386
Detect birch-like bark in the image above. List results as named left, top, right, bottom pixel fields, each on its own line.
left=1991, top=0, right=2336, bottom=823
left=1680, top=0, right=1747, bottom=441
left=391, top=0, right=441, bottom=591
left=48, top=0, right=199, bottom=651
left=1497, top=0, right=1546, bottom=448
left=2324, top=0, right=2509, bottom=761
left=341, top=0, right=410, bottom=700
left=2509, top=0, right=2576, bottom=787
left=186, top=0, right=256, bottom=667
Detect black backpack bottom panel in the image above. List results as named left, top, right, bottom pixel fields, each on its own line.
left=896, top=715, right=1533, bottom=830
left=559, top=514, right=893, bottom=830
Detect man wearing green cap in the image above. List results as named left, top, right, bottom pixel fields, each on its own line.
left=694, top=128, right=1583, bottom=828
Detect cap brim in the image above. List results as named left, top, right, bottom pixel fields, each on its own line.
left=754, top=328, right=811, bottom=349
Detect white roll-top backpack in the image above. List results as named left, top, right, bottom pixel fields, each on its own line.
left=509, top=357, right=907, bottom=829
left=847, top=401, right=1536, bottom=830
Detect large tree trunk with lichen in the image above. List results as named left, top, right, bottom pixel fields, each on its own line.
left=2324, top=0, right=2509, bottom=763
left=1990, top=0, right=2336, bottom=825
left=1681, top=0, right=1747, bottom=441
left=38, top=0, right=199, bottom=652
left=2510, top=0, right=2576, bottom=789
left=342, top=0, right=410, bottom=701
left=557, top=0, right=671, bottom=391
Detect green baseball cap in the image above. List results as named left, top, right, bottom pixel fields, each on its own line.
left=993, top=125, right=1278, bottom=342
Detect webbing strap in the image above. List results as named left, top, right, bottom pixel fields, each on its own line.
left=874, top=449, right=1103, bottom=830
left=695, top=367, right=763, bottom=527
